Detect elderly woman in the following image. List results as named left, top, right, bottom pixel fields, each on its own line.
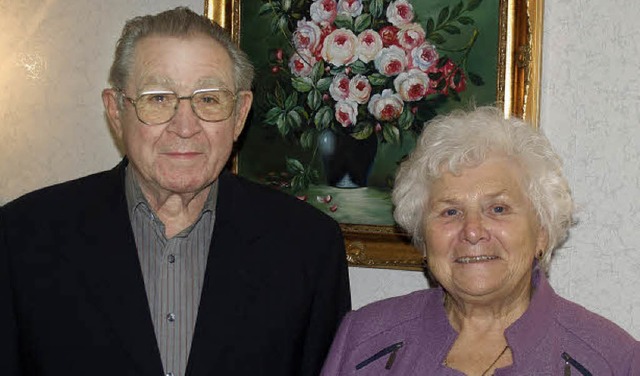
left=321, top=107, right=640, bottom=375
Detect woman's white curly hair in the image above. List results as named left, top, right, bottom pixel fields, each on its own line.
left=392, top=106, right=574, bottom=271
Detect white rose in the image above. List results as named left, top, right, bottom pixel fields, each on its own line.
left=367, top=89, right=404, bottom=121
left=337, top=0, right=363, bottom=17
left=348, top=74, right=372, bottom=104
left=386, top=0, right=414, bottom=27
left=409, top=42, right=439, bottom=70
left=321, top=28, right=358, bottom=66
left=293, top=19, right=323, bottom=53
left=357, top=29, right=383, bottom=63
left=374, top=45, right=408, bottom=77
left=335, top=100, right=359, bottom=127
left=288, top=50, right=317, bottom=77
left=329, top=73, right=351, bottom=101
left=393, top=69, right=429, bottom=101
left=397, top=23, right=426, bottom=51
left=310, top=0, right=338, bottom=24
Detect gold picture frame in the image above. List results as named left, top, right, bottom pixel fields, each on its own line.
left=205, top=0, right=544, bottom=271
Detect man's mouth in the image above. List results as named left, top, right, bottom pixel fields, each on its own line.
left=455, top=255, right=499, bottom=264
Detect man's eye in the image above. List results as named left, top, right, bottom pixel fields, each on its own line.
left=200, top=95, right=220, bottom=104
left=150, top=95, right=166, bottom=103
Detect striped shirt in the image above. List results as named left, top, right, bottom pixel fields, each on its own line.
left=125, top=167, right=217, bottom=376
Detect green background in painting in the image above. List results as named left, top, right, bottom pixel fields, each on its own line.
left=238, top=0, right=500, bottom=225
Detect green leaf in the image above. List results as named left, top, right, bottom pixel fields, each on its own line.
left=369, top=0, right=384, bottom=18
left=311, top=60, right=325, bottom=83
left=284, top=92, right=298, bottom=110
left=300, top=129, right=316, bottom=149
left=291, top=77, right=314, bottom=92
left=277, top=15, right=289, bottom=31
left=451, top=1, right=464, bottom=18
left=467, top=0, right=483, bottom=11
left=428, top=72, right=443, bottom=80
left=354, top=14, right=372, bottom=33
left=264, top=107, right=283, bottom=125
left=468, top=71, right=485, bottom=86
left=334, top=14, right=353, bottom=30
left=429, top=33, right=446, bottom=44
left=457, top=16, right=474, bottom=25
left=307, top=89, right=322, bottom=110
left=449, top=89, right=461, bottom=102
left=350, top=60, right=368, bottom=75
left=382, top=124, right=400, bottom=143
left=287, top=110, right=302, bottom=129
left=368, top=73, right=388, bottom=86
left=426, top=18, right=435, bottom=36
left=330, top=66, right=346, bottom=75
left=437, top=7, right=449, bottom=25
left=398, top=107, right=415, bottom=130
left=314, top=106, right=333, bottom=129
left=453, top=70, right=462, bottom=86
left=437, top=56, right=449, bottom=68
left=351, top=124, right=374, bottom=140
left=434, top=79, right=447, bottom=91
left=276, top=113, right=288, bottom=136
left=286, top=158, right=305, bottom=174
left=316, top=77, right=332, bottom=91
left=258, top=2, right=278, bottom=15
left=442, top=25, right=461, bottom=34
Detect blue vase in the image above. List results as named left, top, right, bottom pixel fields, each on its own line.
left=317, top=129, right=378, bottom=188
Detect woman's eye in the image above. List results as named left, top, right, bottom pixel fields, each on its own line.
left=443, top=208, right=459, bottom=217
left=491, top=205, right=507, bottom=214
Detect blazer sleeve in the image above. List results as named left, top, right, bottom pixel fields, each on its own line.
left=0, top=207, right=22, bottom=375
left=320, top=310, right=355, bottom=376
left=300, top=221, right=351, bottom=376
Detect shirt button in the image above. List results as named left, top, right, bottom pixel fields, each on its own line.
left=166, top=373, right=174, bottom=376
left=167, top=254, right=176, bottom=263
left=167, top=313, right=176, bottom=322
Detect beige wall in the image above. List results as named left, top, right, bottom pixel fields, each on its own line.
left=2, top=1, right=639, bottom=339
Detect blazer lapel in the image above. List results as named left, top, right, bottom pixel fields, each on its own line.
left=60, top=161, right=163, bottom=375
left=186, top=172, right=267, bottom=376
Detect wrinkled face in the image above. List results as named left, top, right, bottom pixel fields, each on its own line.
left=423, top=155, right=547, bottom=304
left=104, top=34, right=252, bottom=196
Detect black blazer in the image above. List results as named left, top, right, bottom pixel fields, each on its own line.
left=0, top=160, right=351, bottom=376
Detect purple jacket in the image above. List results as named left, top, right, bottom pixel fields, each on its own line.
left=321, top=269, right=640, bottom=375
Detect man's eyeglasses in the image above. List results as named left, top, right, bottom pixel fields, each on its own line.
left=117, top=88, right=238, bottom=125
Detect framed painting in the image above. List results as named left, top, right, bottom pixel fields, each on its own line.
left=206, top=0, right=543, bottom=270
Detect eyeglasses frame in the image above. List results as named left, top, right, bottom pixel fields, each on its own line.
left=116, top=87, right=240, bottom=125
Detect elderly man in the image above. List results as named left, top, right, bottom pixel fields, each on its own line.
left=0, top=7, right=350, bottom=376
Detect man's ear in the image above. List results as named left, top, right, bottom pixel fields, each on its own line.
left=102, top=88, right=124, bottom=139
left=232, top=91, right=253, bottom=141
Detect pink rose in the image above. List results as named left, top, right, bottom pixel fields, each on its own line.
left=379, top=25, right=400, bottom=47
left=393, top=69, right=429, bottom=101
left=348, top=74, right=372, bottom=104
left=425, top=60, right=467, bottom=95
left=337, top=0, right=363, bottom=17
left=289, top=50, right=317, bottom=77
left=397, top=23, right=426, bottom=51
left=335, top=100, right=358, bottom=127
left=293, top=19, right=323, bottom=55
left=310, top=0, right=338, bottom=24
left=367, top=89, right=404, bottom=121
left=374, top=45, right=408, bottom=77
left=386, top=0, right=414, bottom=27
left=409, top=42, right=439, bottom=70
left=321, top=28, right=358, bottom=66
left=329, top=73, right=351, bottom=101
left=357, top=29, right=383, bottom=63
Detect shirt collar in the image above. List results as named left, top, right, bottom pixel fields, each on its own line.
left=124, top=165, right=218, bottom=220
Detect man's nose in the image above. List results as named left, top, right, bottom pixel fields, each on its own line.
left=166, top=99, right=202, bottom=137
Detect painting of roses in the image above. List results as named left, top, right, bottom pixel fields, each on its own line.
left=238, top=0, right=500, bottom=226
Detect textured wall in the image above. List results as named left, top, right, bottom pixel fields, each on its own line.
left=1, top=0, right=639, bottom=340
